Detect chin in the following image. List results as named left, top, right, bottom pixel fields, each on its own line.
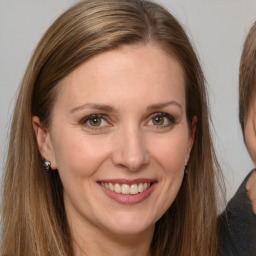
left=102, top=215, right=155, bottom=236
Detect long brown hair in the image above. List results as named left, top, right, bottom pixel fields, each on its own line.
left=1, top=0, right=222, bottom=255
left=239, top=22, right=256, bottom=135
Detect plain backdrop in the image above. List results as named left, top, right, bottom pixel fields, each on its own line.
left=1, top=0, right=256, bottom=203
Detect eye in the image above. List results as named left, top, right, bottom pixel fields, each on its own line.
left=88, top=116, right=103, bottom=126
left=147, top=112, right=175, bottom=128
left=152, top=115, right=165, bottom=125
left=80, top=114, right=110, bottom=130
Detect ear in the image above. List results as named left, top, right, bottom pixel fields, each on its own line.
left=32, top=116, right=57, bottom=170
left=185, top=116, right=197, bottom=165
left=244, top=103, right=256, bottom=167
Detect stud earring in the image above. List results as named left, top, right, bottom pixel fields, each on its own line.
left=184, top=165, right=188, bottom=175
left=42, top=158, right=51, bottom=171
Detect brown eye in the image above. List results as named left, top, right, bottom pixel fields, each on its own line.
left=152, top=115, right=164, bottom=125
left=147, top=112, right=175, bottom=128
left=88, top=116, right=102, bottom=126
left=80, top=114, right=109, bottom=130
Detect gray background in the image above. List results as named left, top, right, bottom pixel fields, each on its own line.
left=1, top=0, right=256, bottom=202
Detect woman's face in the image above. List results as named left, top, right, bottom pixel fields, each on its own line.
left=34, top=44, right=195, bottom=237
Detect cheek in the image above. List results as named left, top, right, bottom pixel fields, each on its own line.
left=148, top=133, right=188, bottom=220
left=52, top=132, right=110, bottom=177
left=150, top=132, right=189, bottom=174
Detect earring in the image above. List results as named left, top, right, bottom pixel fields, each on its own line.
left=42, top=158, right=51, bottom=171
left=184, top=165, right=188, bottom=175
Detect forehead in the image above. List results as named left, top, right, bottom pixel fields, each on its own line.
left=54, top=44, right=186, bottom=111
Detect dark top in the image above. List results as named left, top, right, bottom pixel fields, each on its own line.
left=218, top=170, right=256, bottom=256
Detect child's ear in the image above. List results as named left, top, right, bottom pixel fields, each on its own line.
left=32, top=116, right=57, bottom=170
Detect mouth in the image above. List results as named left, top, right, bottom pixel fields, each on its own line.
left=97, top=179, right=157, bottom=204
left=99, top=182, right=152, bottom=195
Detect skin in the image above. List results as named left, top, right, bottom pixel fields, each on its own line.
left=245, top=100, right=256, bottom=214
left=33, top=44, right=196, bottom=256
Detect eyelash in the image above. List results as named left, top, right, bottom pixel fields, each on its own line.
left=80, top=114, right=110, bottom=130
left=79, top=112, right=176, bottom=131
left=147, top=112, right=176, bottom=128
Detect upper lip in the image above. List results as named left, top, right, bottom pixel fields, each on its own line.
left=97, top=178, right=157, bottom=185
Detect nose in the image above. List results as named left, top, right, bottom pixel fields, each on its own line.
left=111, top=127, right=149, bottom=172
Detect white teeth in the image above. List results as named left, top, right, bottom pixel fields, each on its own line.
left=114, top=184, right=121, bottom=193
left=130, top=184, right=138, bottom=194
left=138, top=183, right=144, bottom=193
left=121, top=184, right=129, bottom=194
left=109, top=183, right=114, bottom=191
left=100, top=182, right=151, bottom=195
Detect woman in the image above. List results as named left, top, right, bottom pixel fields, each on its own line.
left=0, top=0, right=222, bottom=255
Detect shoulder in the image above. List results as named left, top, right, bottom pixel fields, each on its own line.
left=218, top=170, right=256, bottom=256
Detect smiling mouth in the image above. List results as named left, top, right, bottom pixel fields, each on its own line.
left=99, top=182, right=152, bottom=195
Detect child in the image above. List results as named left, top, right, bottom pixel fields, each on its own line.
left=219, top=22, right=256, bottom=256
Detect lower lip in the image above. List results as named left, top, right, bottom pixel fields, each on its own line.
left=99, top=183, right=156, bottom=205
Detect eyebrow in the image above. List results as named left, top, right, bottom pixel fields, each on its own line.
left=69, top=101, right=182, bottom=114
left=147, top=101, right=182, bottom=111
left=69, top=103, right=117, bottom=113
